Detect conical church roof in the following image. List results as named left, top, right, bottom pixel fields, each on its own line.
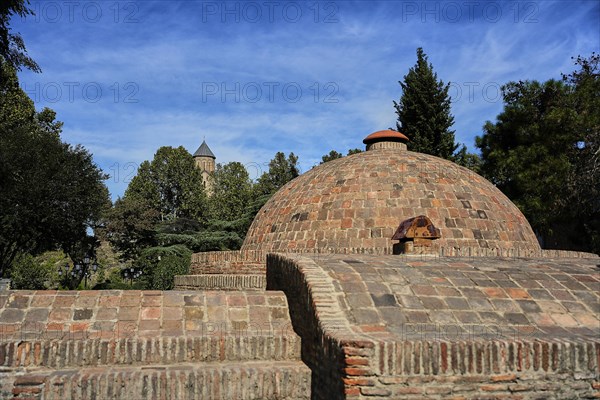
left=193, top=140, right=215, bottom=159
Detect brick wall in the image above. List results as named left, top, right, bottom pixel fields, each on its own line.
left=173, top=274, right=266, bottom=290
left=267, top=254, right=600, bottom=400
left=0, top=290, right=311, bottom=399
left=191, top=247, right=598, bottom=276
left=341, top=339, right=600, bottom=398
left=190, top=250, right=265, bottom=275
left=267, top=254, right=347, bottom=399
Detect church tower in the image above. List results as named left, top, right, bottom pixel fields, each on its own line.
left=193, top=140, right=216, bottom=194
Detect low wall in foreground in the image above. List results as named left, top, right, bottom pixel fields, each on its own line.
left=267, top=253, right=600, bottom=400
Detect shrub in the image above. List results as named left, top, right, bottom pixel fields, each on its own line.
left=136, top=245, right=191, bottom=290
left=10, top=254, right=50, bottom=290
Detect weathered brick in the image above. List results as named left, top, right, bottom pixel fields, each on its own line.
left=394, top=386, right=422, bottom=394
left=481, top=384, right=509, bottom=391
left=343, top=377, right=375, bottom=386
left=509, top=384, right=533, bottom=392
left=425, top=386, right=452, bottom=394
left=492, top=374, right=517, bottom=382
left=14, top=375, right=46, bottom=386
left=346, top=357, right=369, bottom=366
left=345, top=367, right=374, bottom=376
left=360, top=387, right=391, bottom=396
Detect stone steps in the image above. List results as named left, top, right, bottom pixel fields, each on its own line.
left=6, top=360, right=311, bottom=399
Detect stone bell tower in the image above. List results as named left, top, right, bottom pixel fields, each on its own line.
left=193, top=140, right=216, bottom=194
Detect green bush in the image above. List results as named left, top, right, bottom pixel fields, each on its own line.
left=150, top=254, right=189, bottom=290
left=10, top=254, right=50, bottom=290
left=136, top=245, right=191, bottom=290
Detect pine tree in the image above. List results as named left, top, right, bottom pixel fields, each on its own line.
left=394, top=48, right=458, bottom=159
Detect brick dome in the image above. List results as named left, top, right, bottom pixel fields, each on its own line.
left=242, top=132, right=541, bottom=254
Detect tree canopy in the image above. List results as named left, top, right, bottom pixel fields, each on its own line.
left=126, top=146, right=208, bottom=222
left=0, top=0, right=40, bottom=72
left=394, top=47, right=458, bottom=159
left=209, top=162, right=253, bottom=222
left=253, top=151, right=300, bottom=196
left=104, top=146, right=209, bottom=261
left=0, top=62, right=110, bottom=277
left=476, top=53, right=599, bottom=253
left=319, top=148, right=363, bottom=164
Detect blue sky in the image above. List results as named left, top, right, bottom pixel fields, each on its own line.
left=12, top=0, right=600, bottom=200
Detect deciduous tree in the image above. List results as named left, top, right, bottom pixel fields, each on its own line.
left=254, top=152, right=299, bottom=196
left=0, top=0, right=40, bottom=72
left=0, top=63, right=109, bottom=276
left=476, top=54, right=599, bottom=253
left=209, top=162, right=253, bottom=221
left=125, top=146, right=208, bottom=222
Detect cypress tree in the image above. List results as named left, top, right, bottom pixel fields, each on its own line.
left=394, top=47, right=458, bottom=159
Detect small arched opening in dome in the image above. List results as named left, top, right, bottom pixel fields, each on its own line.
left=392, top=215, right=441, bottom=254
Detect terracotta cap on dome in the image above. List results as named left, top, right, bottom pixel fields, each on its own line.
left=363, top=130, right=409, bottom=144
left=363, top=130, right=409, bottom=151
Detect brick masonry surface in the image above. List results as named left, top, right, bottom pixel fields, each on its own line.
left=267, top=254, right=600, bottom=399
left=173, top=274, right=266, bottom=290
left=190, top=250, right=265, bottom=275
left=0, top=290, right=310, bottom=399
left=243, top=149, right=544, bottom=254
left=191, top=249, right=598, bottom=274
left=5, top=361, right=311, bottom=399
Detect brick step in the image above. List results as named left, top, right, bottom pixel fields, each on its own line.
left=173, top=274, right=266, bottom=291
left=6, top=360, right=311, bottom=400
left=0, top=335, right=301, bottom=369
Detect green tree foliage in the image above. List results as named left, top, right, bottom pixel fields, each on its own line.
left=320, top=148, right=363, bottom=164
left=0, top=62, right=110, bottom=276
left=154, top=218, right=243, bottom=252
left=103, top=196, right=159, bottom=261
left=105, top=147, right=209, bottom=262
left=254, top=152, right=299, bottom=196
left=320, top=150, right=342, bottom=164
left=561, top=53, right=600, bottom=253
left=135, top=245, right=191, bottom=290
left=9, top=253, right=49, bottom=289
left=0, top=0, right=40, bottom=72
left=453, top=145, right=482, bottom=173
left=235, top=193, right=272, bottom=237
left=209, top=162, right=253, bottom=221
left=476, top=54, right=599, bottom=253
left=126, top=146, right=208, bottom=222
left=0, top=60, right=35, bottom=127
left=394, top=48, right=462, bottom=160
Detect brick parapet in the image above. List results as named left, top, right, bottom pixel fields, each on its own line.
left=2, top=360, right=311, bottom=400
left=267, top=253, right=600, bottom=399
left=173, top=274, right=266, bottom=290
left=0, top=290, right=302, bottom=368
left=0, top=289, right=310, bottom=399
left=192, top=248, right=598, bottom=275
left=267, top=253, right=361, bottom=399
left=0, top=336, right=301, bottom=368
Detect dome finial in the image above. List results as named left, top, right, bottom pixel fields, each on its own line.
left=363, top=130, right=409, bottom=151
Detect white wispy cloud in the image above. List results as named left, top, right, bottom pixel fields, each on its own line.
left=12, top=0, right=599, bottom=200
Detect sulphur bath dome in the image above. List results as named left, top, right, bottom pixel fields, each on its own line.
left=242, top=130, right=541, bottom=255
